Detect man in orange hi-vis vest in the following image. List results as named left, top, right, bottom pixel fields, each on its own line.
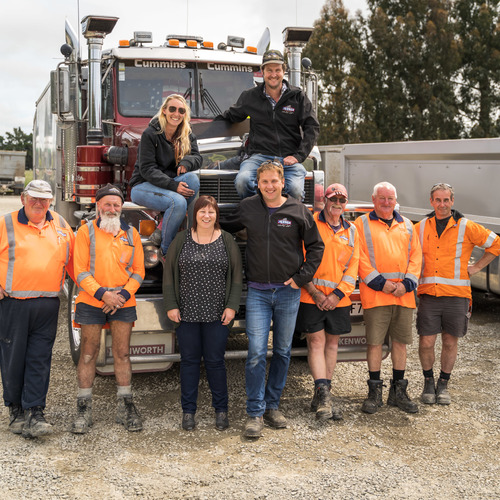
left=70, top=184, right=145, bottom=435
left=354, top=181, right=422, bottom=415
left=0, top=180, right=74, bottom=438
left=416, top=183, right=500, bottom=405
left=296, top=183, right=359, bottom=422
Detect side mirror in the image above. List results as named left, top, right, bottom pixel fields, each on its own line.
left=50, top=67, right=71, bottom=117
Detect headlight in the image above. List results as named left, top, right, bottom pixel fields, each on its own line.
left=143, top=243, right=160, bottom=268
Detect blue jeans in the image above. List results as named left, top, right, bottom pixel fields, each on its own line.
left=0, top=297, right=60, bottom=409
left=130, top=172, right=200, bottom=254
left=176, top=320, right=230, bottom=413
left=245, top=286, right=301, bottom=416
left=235, top=154, right=306, bottom=200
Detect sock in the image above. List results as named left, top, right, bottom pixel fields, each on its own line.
left=369, top=371, right=381, bottom=381
left=423, top=369, right=434, bottom=378
left=439, top=371, right=451, bottom=381
left=314, top=378, right=329, bottom=389
left=393, top=369, right=405, bottom=381
left=77, top=388, right=92, bottom=399
left=117, top=385, right=132, bottom=398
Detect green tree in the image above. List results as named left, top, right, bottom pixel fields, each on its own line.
left=453, top=0, right=500, bottom=137
left=305, top=0, right=377, bottom=144
left=0, top=127, right=33, bottom=170
left=365, top=0, right=462, bottom=140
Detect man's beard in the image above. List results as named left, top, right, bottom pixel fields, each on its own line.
left=100, top=211, right=121, bottom=234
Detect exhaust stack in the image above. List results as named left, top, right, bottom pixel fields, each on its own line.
left=81, top=15, right=118, bottom=145
left=282, top=27, right=313, bottom=89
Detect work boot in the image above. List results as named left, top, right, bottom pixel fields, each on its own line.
left=182, top=413, right=196, bottom=431
left=420, top=376, right=436, bottom=404
left=70, top=398, right=93, bottom=434
left=22, top=406, right=53, bottom=438
left=244, top=416, right=264, bottom=438
left=263, top=408, right=287, bottom=428
left=387, top=379, right=419, bottom=413
left=116, top=396, right=143, bottom=432
left=436, top=378, right=451, bottom=405
left=215, top=411, right=229, bottom=431
left=361, top=379, right=384, bottom=414
left=148, top=228, right=162, bottom=247
left=8, top=405, right=25, bottom=435
left=330, top=402, right=343, bottom=421
left=313, top=384, right=333, bottom=421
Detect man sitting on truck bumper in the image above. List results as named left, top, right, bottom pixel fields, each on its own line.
left=416, top=183, right=500, bottom=405
left=71, top=184, right=145, bottom=434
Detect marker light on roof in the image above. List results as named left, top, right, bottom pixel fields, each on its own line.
left=119, top=40, right=130, bottom=47
left=168, top=39, right=180, bottom=47
left=186, top=39, right=197, bottom=48
left=245, top=46, right=257, bottom=54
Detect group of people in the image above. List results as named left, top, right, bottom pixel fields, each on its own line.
left=1, top=47, right=499, bottom=440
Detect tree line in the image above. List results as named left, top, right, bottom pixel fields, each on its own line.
left=305, top=0, right=500, bottom=145
left=0, top=127, right=33, bottom=170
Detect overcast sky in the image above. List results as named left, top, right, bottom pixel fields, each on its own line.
left=0, top=0, right=367, bottom=137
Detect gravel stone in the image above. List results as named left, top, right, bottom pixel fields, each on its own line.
left=0, top=292, right=498, bottom=499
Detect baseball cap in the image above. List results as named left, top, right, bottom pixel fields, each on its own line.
left=23, top=180, right=53, bottom=199
left=95, top=183, right=124, bottom=203
left=325, top=183, right=348, bottom=200
left=262, top=49, right=285, bottom=67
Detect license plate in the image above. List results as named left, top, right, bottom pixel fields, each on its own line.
left=350, top=301, right=363, bottom=316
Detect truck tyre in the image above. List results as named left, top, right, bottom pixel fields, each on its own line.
left=67, top=278, right=81, bottom=365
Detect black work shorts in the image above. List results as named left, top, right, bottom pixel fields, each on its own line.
left=295, top=302, right=352, bottom=337
left=75, top=302, right=137, bottom=325
left=416, top=294, right=470, bottom=338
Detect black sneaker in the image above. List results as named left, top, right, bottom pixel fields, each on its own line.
left=22, top=406, right=52, bottom=438
left=8, top=405, right=24, bottom=435
left=116, top=396, right=143, bottom=432
left=215, top=412, right=229, bottom=430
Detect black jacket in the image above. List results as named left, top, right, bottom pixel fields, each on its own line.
left=223, top=193, right=324, bottom=287
left=129, top=117, right=202, bottom=191
left=221, top=81, right=319, bottom=163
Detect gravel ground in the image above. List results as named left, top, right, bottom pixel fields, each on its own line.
left=1, top=292, right=498, bottom=500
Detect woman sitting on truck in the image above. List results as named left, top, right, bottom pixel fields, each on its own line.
left=163, top=196, right=242, bottom=431
left=130, top=94, right=202, bottom=255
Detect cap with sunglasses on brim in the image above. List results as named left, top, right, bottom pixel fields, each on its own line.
left=325, top=183, right=348, bottom=200
left=23, top=180, right=53, bottom=199
left=262, top=49, right=285, bottom=67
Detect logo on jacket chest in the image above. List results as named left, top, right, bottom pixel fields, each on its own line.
left=281, top=105, right=295, bottom=114
left=277, top=217, right=292, bottom=228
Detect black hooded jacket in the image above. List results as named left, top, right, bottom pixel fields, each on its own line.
left=129, top=117, right=202, bottom=191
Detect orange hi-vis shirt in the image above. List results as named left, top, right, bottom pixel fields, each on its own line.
left=301, top=211, right=359, bottom=307
left=354, top=211, right=422, bottom=310
left=416, top=211, right=500, bottom=300
left=0, top=209, right=74, bottom=299
left=74, top=219, right=145, bottom=308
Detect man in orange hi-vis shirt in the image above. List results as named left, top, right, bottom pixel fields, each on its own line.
left=416, top=183, right=500, bottom=406
left=0, top=180, right=74, bottom=438
left=71, top=184, right=144, bottom=435
left=354, top=181, right=422, bottom=415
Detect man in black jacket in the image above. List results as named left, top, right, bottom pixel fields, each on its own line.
left=227, top=161, right=324, bottom=438
left=221, top=49, right=319, bottom=201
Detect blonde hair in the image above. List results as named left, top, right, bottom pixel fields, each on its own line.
left=155, top=94, right=192, bottom=164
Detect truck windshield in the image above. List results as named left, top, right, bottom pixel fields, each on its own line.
left=116, top=60, right=260, bottom=119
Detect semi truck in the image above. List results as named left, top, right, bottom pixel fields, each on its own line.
left=34, top=15, right=378, bottom=375
left=320, top=138, right=500, bottom=297
left=0, top=150, right=26, bottom=195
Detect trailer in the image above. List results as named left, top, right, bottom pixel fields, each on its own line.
left=320, top=138, right=500, bottom=296
left=0, top=150, right=26, bottom=195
